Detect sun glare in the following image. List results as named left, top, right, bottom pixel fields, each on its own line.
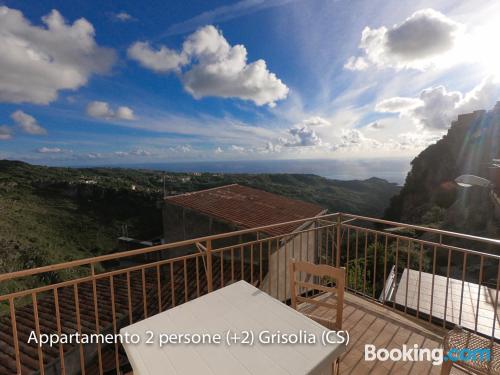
left=469, top=21, right=500, bottom=80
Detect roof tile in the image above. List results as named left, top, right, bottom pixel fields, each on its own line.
left=166, top=184, right=325, bottom=236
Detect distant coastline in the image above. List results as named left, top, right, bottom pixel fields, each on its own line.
left=81, top=158, right=411, bottom=185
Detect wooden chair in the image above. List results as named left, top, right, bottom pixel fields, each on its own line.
left=441, top=326, right=500, bottom=375
left=289, top=259, right=345, bottom=330
left=289, top=260, right=346, bottom=374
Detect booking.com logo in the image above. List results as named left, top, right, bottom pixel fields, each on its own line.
left=364, top=344, right=491, bottom=366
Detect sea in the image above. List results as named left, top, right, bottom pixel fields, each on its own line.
left=115, top=158, right=412, bottom=185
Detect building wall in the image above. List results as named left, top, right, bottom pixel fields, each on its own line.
left=163, top=203, right=326, bottom=301
left=261, top=222, right=318, bottom=302
left=162, top=202, right=258, bottom=259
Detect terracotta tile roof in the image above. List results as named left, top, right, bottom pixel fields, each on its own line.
left=166, top=184, right=325, bottom=236
left=0, top=257, right=259, bottom=374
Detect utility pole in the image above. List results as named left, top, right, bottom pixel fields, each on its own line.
left=163, top=173, right=166, bottom=198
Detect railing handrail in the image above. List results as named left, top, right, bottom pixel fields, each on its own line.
left=342, top=213, right=500, bottom=246
left=2, top=211, right=499, bottom=374
left=1, top=212, right=498, bottom=285
left=343, top=222, right=500, bottom=260
left=0, top=212, right=340, bottom=283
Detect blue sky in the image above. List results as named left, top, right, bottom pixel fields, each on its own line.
left=1, top=0, right=499, bottom=165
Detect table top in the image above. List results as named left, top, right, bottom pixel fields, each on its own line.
left=120, top=280, right=345, bottom=375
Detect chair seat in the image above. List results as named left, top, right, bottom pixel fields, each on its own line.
left=443, top=327, right=500, bottom=375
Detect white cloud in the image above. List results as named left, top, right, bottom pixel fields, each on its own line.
left=169, top=145, right=193, bottom=153
left=0, top=125, right=12, bottom=140
left=214, top=146, right=223, bottom=154
left=11, top=110, right=47, bottom=135
left=127, top=42, right=188, bottom=73
left=411, top=86, right=463, bottom=129
left=86, top=101, right=135, bottom=120
left=375, top=97, right=423, bottom=113
left=113, top=12, right=134, bottom=22
left=131, top=149, right=152, bottom=156
left=128, top=25, right=288, bottom=107
left=376, top=79, right=498, bottom=129
left=115, top=106, right=135, bottom=120
left=37, top=147, right=63, bottom=153
left=281, top=116, right=332, bottom=148
left=346, top=9, right=462, bottom=70
left=259, top=141, right=281, bottom=153
left=113, top=149, right=152, bottom=157
left=285, top=125, right=323, bottom=147
left=344, top=56, right=369, bottom=71
left=365, top=121, right=384, bottom=131
left=86, top=101, right=113, bottom=119
left=332, top=129, right=381, bottom=151
left=86, top=153, right=103, bottom=159
left=230, top=145, right=245, bottom=152
left=0, top=7, right=115, bottom=104
left=395, top=131, right=441, bottom=150
left=301, top=116, right=331, bottom=127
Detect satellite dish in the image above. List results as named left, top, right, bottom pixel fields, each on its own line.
left=454, top=174, right=492, bottom=188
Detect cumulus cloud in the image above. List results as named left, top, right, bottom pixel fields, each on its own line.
left=376, top=79, right=498, bottom=129
left=346, top=9, right=462, bottom=70
left=128, top=25, right=288, bottom=107
left=301, top=116, right=331, bottom=127
left=280, top=117, right=330, bottom=148
left=11, top=110, right=47, bottom=135
left=285, top=126, right=323, bottom=147
left=214, top=147, right=223, bottom=154
left=37, top=147, right=63, bottom=153
left=260, top=141, right=281, bottom=154
left=114, top=151, right=129, bottom=157
left=128, top=42, right=188, bottom=72
left=0, top=125, right=12, bottom=140
left=396, top=131, right=441, bottom=150
left=0, top=6, right=115, bottom=104
left=115, top=106, right=135, bottom=120
left=86, top=101, right=135, bottom=120
left=332, top=129, right=381, bottom=151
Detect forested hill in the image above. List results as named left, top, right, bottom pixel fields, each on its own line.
left=385, top=104, right=500, bottom=239
left=0, top=160, right=400, bottom=277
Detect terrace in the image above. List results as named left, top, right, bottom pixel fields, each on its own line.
left=0, top=213, right=499, bottom=374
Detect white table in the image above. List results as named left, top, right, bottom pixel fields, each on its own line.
left=121, top=281, right=346, bottom=375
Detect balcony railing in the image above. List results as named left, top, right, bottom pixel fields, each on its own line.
left=0, top=213, right=499, bottom=374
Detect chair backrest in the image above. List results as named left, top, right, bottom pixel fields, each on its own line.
left=289, top=259, right=345, bottom=330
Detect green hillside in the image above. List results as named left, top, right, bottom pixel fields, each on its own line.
left=0, top=160, right=400, bottom=283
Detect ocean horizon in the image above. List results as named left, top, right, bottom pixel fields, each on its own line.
left=89, top=158, right=412, bottom=185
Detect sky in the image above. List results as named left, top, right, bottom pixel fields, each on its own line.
left=1, top=0, right=500, bottom=166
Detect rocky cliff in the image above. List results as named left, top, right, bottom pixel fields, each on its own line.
left=385, top=103, right=500, bottom=239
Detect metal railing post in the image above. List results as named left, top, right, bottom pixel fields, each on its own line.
left=206, top=239, right=213, bottom=292
left=336, top=213, right=342, bottom=267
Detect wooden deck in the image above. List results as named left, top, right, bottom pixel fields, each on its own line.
left=299, top=291, right=469, bottom=374
left=116, top=290, right=471, bottom=375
